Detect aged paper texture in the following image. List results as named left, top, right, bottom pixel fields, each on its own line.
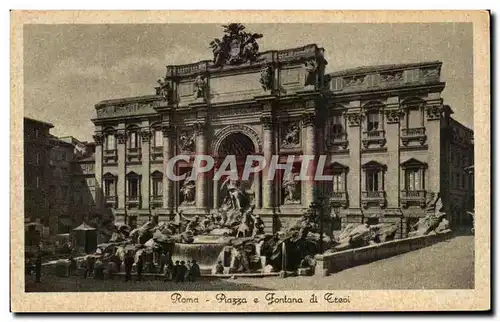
left=11, top=10, right=490, bottom=312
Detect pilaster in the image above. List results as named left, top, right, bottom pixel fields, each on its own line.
left=194, top=121, right=208, bottom=210
left=93, top=133, right=104, bottom=211
left=162, top=123, right=174, bottom=215
left=140, top=128, right=151, bottom=211
left=344, top=105, right=362, bottom=209
left=116, top=129, right=127, bottom=210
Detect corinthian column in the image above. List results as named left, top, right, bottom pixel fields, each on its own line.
left=302, top=112, right=317, bottom=208
left=261, top=116, right=275, bottom=211
left=140, top=129, right=151, bottom=211
left=194, top=122, right=208, bottom=209
left=162, top=124, right=174, bottom=214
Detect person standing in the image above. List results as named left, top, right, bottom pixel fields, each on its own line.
left=176, top=261, right=187, bottom=283
left=124, top=252, right=134, bottom=282
left=185, top=261, right=192, bottom=282
left=190, top=260, right=201, bottom=282
left=215, top=260, right=224, bottom=275
left=34, top=255, right=42, bottom=283
left=172, top=260, right=180, bottom=282
left=158, top=252, right=167, bottom=274
left=68, top=256, right=77, bottom=276
left=136, top=254, right=144, bottom=281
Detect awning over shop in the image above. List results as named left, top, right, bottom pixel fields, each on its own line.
left=73, top=222, right=96, bottom=231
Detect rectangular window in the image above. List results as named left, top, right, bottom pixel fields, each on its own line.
left=128, top=179, right=139, bottom=198
left=332, top=173, right=344, bottom=192
left=331, top=115, right=344, bottom=135
left=405, top=169, right=421, bottom=191
left=407, top=108, right=421, bottom=129
left=34, top=128, right=39, bottom=138
left=367, top=112, right=379, bottom=131
left=35, top=152, right=40, bottom=165
left=35, top=176, right=40, bottom=189
left=154, top=130, right=163, bottom=147
left=152, top=178, right=163, bottom=196
left=366, top=170, right=379, bottom=191
left=104, top=179, right=115, bottom=197
left=129, top=132, right=138, bottom=149
left=106, top=135, right=115, bottom=150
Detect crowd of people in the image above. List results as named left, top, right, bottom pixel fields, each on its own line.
left=78, top=251, right=201, bottom=283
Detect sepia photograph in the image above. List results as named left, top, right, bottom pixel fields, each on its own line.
left=10, top=10, right=490, bottom=312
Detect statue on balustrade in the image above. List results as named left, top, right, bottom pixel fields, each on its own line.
left=304, top=59, right=318, bottom=87
left=193, top=75, right=207, bottom=100
left=156, top=77, right=172, bottom=102
left=180, top=171, right=196, bottom=206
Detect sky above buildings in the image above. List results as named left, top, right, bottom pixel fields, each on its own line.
left=24, top=23, right=473, bottom=141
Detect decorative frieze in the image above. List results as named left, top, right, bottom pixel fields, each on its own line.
left=343, top=75, right=366, bottom=87
left=379, top=71, right=403, bottom=82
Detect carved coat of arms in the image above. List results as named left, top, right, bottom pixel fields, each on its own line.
left=209, top=23, right=263, bottom=67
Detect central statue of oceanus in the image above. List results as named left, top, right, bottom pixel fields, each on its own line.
left=220, top=176, right=250, bottom=210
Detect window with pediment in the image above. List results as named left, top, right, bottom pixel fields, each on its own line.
left=362, top=102, right=386, bottom=148
left=361, top=160, right=386, bottom=208
left=400, top=158, right=428, bottom=208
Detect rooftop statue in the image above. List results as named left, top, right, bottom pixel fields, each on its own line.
left=209, top=23, right=263, bottom=67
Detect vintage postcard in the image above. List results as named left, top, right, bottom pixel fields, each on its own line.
left=10, top=11, right=490, bottom=312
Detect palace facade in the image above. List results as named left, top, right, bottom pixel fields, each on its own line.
left=91, top=26, right=473, bottom=238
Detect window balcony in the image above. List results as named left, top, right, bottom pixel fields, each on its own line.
left=126, top=195, right=141, bottom=208
left=127, top=148, right=142, bottom=162
left=150, top=146, right=163, bottom=161
left=401, top=127, right=427, bottom=146
left=329, top=191, right=348, bottom=208
left=401, top=190, right=426, bottom=208
left=150, top=195, right=163, bottom=208
left=327, top=133, right=348, bottom=149
left=362, top=130, right=386, bottom=148
left=104, top=195, right=117, bottom=208
left=361, top=191, right=386, bottom=208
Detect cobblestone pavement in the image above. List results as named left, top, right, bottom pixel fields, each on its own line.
left=25, top=235, right=474, bottom=292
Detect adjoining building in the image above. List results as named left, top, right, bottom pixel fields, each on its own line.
left=24, top=117, right=54, bottom=246
left=24, top=118, right=96, bottom=246
left=91, top=24, right=474, bottom=238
